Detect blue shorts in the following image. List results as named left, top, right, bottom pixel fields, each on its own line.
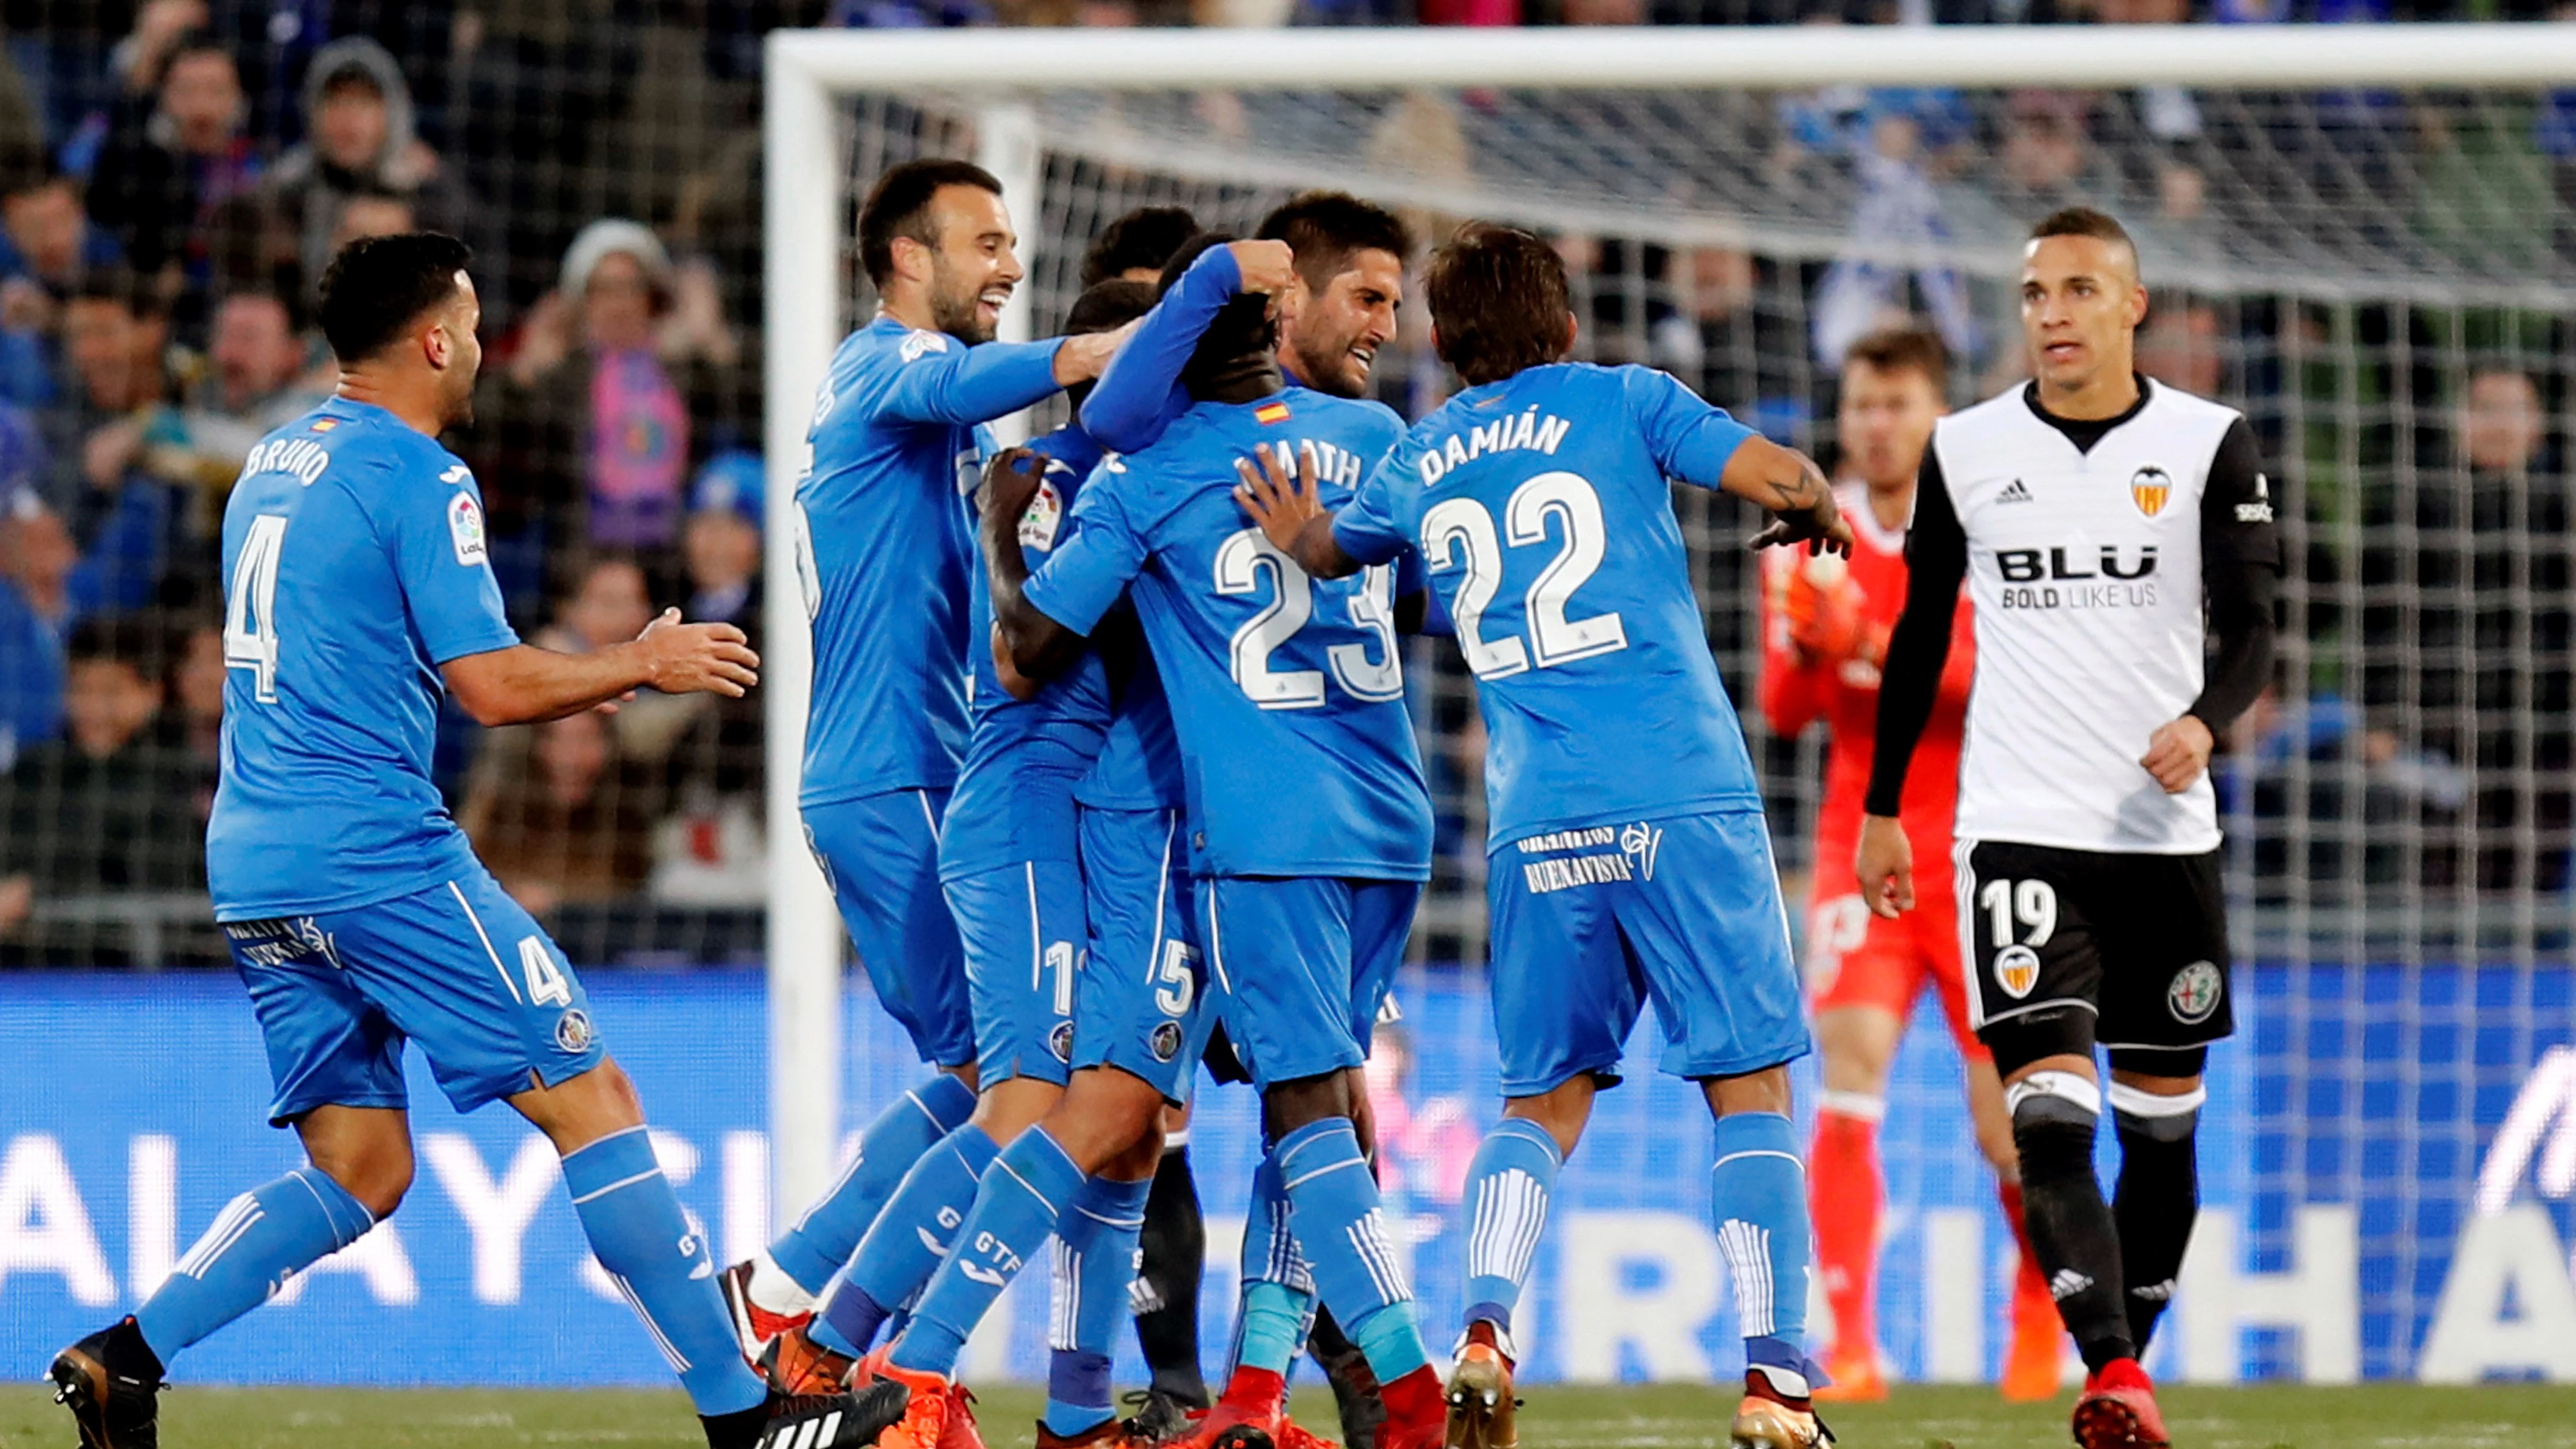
left=1203, top=875, right=1417, bottom=1089
left=1488, top=810, right=1809, bottom=1097
left=805, top=789, right=973, bottom=1069
left=226, top=872, right=608, bottom=1126
left=1073, top=806, right=1215, bottom=1106
left=944, top=861, right=1083, bottom=1089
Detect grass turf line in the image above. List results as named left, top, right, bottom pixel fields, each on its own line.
left=5, top=1383, right=2575, bottom=1448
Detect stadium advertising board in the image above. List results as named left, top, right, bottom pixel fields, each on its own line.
left=0, top=967, right=2568, bottom=1386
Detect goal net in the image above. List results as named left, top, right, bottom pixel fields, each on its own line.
left=765, top=28, right=2576, bottom=1385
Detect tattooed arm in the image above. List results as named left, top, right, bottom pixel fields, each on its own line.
left=1726, top=435, right=1854, bottom=555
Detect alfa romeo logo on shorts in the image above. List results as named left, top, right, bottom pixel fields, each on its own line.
left=555, top=1009, right=594, bottom=1052
left=1151, top=1021, right=1183, bottom=1063
left=2168, top=961, right=2223, bottom=1024
left=1048, top=1021, right=1075, bottom=1063
left=1994, top=944, right=2043, bottom=999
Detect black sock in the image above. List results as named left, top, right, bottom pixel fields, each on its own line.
left=2012, top=1106, right=2136, bottom=1373
left=1135, top=1143, right=1208, bottom=1404
left=2113, top=1106, right=2201, bottom=1354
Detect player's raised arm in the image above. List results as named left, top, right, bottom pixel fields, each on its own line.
left=1084, top=239, right=1294, bottom=454
left=1855, top=447, right=1967, bottom=918
left=979, top=447, right=1132, bottom=692
left=1623, top=363, right=1852, bottom=555
left=444, top=611, right=760, bottom=727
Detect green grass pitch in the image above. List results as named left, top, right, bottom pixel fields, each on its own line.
left=7, top=1383, right=2576, bottom=1448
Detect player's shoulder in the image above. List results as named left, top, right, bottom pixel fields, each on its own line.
left=1281, top=385, right=1402, bottom=443
left=2137, top=378, right=2246, bottom=446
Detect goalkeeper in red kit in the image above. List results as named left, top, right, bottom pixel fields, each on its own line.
left=1757, top=328, right=2061, bottom=1402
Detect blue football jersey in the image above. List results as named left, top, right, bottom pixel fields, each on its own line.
left=796, top=316, right=1066, bottom=809
left=1074, top=641, right=1183, bottom=814
left=938, top=422, right=1114, bottom=879
left=1026, top=387, right=1430, bottom=881
left=1333, top=363, right=1767, bottom=850
left=205, top=398, right=520, bottom=919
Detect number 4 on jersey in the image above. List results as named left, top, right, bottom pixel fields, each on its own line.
left=224, top=513, right=290, bottom=703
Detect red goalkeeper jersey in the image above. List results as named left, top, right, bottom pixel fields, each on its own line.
left=1758, top=483, right=1975, bottom=887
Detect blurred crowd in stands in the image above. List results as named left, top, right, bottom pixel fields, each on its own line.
left=0, top=2, right=2565, bottom=966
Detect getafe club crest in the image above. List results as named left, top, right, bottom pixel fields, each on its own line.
left=2130, top=465, right=2174, bottom=518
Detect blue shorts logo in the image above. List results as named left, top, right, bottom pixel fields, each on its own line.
left=1048, top=1021, right=1075, bottom=1063
left=1150, top=1021, right=1183, bottom=1062
left=555, top=1009, right=594, bottom=1053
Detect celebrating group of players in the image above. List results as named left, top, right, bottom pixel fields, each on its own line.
left=47, top=147, right=2276, bottom=1449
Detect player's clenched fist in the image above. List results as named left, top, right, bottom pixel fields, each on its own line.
left=635, top=607, right=760, bottom=697
left=978, top=446, right=1046, bottom=526
left=1226, top=239, right=1297, bottom=296
left=1855, top=812, right=1914, bottom=919
left=2138, top=713, right=2214, bottom=794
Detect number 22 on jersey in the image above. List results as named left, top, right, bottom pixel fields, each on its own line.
left=1422, top=469, right=1627, bottom=680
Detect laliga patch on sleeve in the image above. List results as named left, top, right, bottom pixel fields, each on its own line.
left=448, top=491, right=488, bottom=566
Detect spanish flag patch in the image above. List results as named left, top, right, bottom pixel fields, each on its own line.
left=310, top=419, right=339, bottom=433
left=1254, top=401, right=1292, bottom=426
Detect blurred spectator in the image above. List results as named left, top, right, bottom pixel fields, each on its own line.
left=2136, top=294, right=2225, bottom=397
left=0, top=612, right=201, bottom=958
left=1996, top=89, right=2100, bottom=209
left=480, top=220, right=735, bottom=589
left=158, top=289, right=326, bottom=518
left=0, top=168, right=123, bottom=409
left=167, top=610, right=220, bottom=830
left=0, top=481, right=72, bottom=763
left=260, top=37, right=476, bottom=309
left=2360, top=364, right=2574, bottom=894
left=2220, top=686, right=2466, bottom=903
left=84, top=32, right=260, bottom=292
left=653, top=451, right=767, bottom=906
left=47, top=271, right=192, bottom=608
left=330, top=183, right=415, bottom=252
left=459, top=710, right=657, bottom=917
left=536, top=550, right=706, bottom=762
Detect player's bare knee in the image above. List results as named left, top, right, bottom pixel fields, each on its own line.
left=968, top=1076, right=1063, bottom=1145
left=1703, top=1062, right=1795, bottom=1118
left=1262, top=1072, right=1349, bottom=1138
left=310, top=1138, right=413, bottom=1220
left=1048, top=1068, right=1164, bottom=1172
left=1814, top=1007, right=1900, bottom=1095
left=1502, top=1075, right=1597, bottom=1159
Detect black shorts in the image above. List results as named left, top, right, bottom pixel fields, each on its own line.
left=1956, top=840, right=2232, bottom=1077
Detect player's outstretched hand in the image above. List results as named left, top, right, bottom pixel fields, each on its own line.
left=979, top=446, right=1046, bottom=528
left=1856, top=812, right=1915, bottom=920
left=635, top=607, right=760, bottom=698
left=1234, top=440, right=1324, bottom=554
left=1226, top=239, right=1297, bottom=296
left=1052, top=319, right=1140, bottom=386
left=2140, top=713, right=2215, bottom=794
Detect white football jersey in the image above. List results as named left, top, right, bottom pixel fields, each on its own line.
left=1928, top=381, right=2253, bottom=854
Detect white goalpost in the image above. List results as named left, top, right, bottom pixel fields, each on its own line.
left=761, top=22, right=2576, bottom=1218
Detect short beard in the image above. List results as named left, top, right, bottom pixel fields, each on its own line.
left=1286, top=325, right=1367, bottom=399
left=929, top=262, right=997, bottom=346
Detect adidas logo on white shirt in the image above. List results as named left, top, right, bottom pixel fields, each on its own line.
left=1997, top=478, right=2035, bottom=503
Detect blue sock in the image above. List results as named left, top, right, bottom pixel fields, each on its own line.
left=814, top=1124, right=1001, bottom=1358
left=1045, top=1172, right=1151, bottom=1434
left=890, top=1128, right=1086, bottom=1376
left=1233, top=1150, right=1314, bottom=1376
left=1459, top=1117, right=1562, bottom=1336
left=770, top=1075, right=977, bottom=1297
left=564, top=1127, right=767, bottom=1417
left=1711, top=1112, right=1813, bottom=1382
left=134, top=1169, right=373, bottom=1358
left=1274, top=1118, right=1426, bottom=1383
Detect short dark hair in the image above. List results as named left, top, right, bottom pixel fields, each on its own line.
left=1157, top=233, right=1275, bottom=395
left=67, top=268, right=167, bottom=321
left=1080, top=206, right=1198, bottom=289
left=1256, top=191, right=1412, bottom=295
left=316, top=232, right=473, bottom=364
left=1065, top=279, right=1155, bottom=337
left=66, top=613, right=165, bottom=676
left=1423, top=223, right=1569, bottom=388
left=1843, top=326, right=1949, bottom=393
left=2029, top=206, right=2135, bottom=254
left=857, top=159, right=1003, bottom=290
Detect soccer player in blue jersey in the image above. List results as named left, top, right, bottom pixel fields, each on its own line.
left=1235, top=223, right=1853, bottom=1449
left=1083, top=194, right=1417, bottom=1449
left=721, top=158, right=1129, bottom=1360
left=47, top=234, right=883, bottom=1449
left=883, top=232, right=1451, bottom=1449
